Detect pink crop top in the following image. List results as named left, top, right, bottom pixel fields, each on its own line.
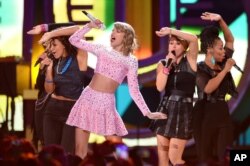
left=69, top=25, right=150, bottom=116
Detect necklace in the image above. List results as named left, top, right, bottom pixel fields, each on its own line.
left=56, top=56, right=73, bottom=74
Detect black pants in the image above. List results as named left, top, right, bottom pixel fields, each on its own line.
left=34, top=105, right=45, bottom=144
left=193, top=100, right=233, bottom=162
left=43, top=98, right=76, bottom=154
left=33, top=93, right=50, bottom=147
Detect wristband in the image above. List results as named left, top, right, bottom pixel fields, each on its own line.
left=41, top=24, right=48, bottom=32
left=163, top=67, right=170, bottom=75
left=45, top=79, right=54, bottom=83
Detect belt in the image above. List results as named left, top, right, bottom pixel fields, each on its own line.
left=164, top=94, right=193, bottom=103
left=51, top=94, right=77, bottom=102
left=170, top=90, right=192, bottom=98
left=198, top=92, right=225, bottom=103
left=206, top=96, right=225, bottom=103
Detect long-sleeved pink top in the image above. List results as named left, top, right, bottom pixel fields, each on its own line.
left=69, top=26, right=150, bottom=116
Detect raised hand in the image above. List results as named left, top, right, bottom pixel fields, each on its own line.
left=146, top=112, right=167, bottom=120
left=201, top=12, right=221, bottom=22
left=39, top=32, right=52, bottom=45
left=155, top=27, right=171, bottom=37
left=165, top=51, right=177, bottom=65
left=27, top=24, right=46, bottom=35
left=224, top=58, right=236, bottom=72
left=87, top=19, right=104, bottom=29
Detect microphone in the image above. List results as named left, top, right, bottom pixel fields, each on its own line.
left=34, top=51, right=55, bottom=67
left=34, top=56, right=47, bottom=75
left=34, top=58, right=43, bottom=67
left=166, top=51, right=176, bottom=68
left=82, top=11, right=106, bottom=30
left=233, top=64, right=244, bottom=74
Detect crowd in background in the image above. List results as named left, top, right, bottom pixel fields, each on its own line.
left=0, top=130, right=159, bottom=166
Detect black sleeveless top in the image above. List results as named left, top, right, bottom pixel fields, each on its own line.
left=53, top=55, right=85, bottom=99
left=163, top=56, right=196, bottom=97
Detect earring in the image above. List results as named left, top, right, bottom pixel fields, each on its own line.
left=208, top=49, right=215, bottom=65
left=211, top=56, right=215, bottom=65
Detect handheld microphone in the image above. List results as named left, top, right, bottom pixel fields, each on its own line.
left=34, top=58, right=43, bottom=67
left=34, top=52, right=47, bottom=67
left=233, top=64, right=244, bottom=74
left=34, top=51, right=55, bottom=67
left=82, top=11, right=106, bottom=30
left=166, top=51, right=176, bottom=68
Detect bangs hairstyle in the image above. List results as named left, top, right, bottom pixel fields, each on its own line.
left=200, top=25, right=221, bottom=54
left=170, top=35, right=189, bottom=50
left=114, top=22, right=138, bottom=56
left=52, top=36, right=78, bottom=56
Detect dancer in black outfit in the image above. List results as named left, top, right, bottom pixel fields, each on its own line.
left=150, top=26, right=198, bottom=166
left=193, top=12, right=238, bottom=165
left=28, top=23, right=74, bottom=149
left=28, top=23, right=88, bottom=153
left=33, top=50, right=52, bottom=148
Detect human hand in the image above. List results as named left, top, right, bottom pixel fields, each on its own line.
left=39, top=53, right=50, bottom=69
left=39, top=32, right=52, bottom=45
left=156, top=27, right=171, bottom=37
left=201, top=12, right=222, bottom=22
left=27, top=24, right=47, bottom=35
left=87, top=19, right=104, bottom=29
left=224, top=58, right=235, bottom=72
left=146, top=112, right=167, bottom=120
left=42, top=57, right=54, bottom=71
left=165, top=51, right=177, bottom=64
left=39, top=52, right=48, bottom=59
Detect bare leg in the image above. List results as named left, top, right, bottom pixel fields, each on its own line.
left=156, top=134, right=170, bottom=166
left=75, top=128, right=90, bottom=159
left=169, top=138, right=187, bottom=165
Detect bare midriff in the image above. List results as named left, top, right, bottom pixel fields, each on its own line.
left=89, top=73, right=119, bottom=93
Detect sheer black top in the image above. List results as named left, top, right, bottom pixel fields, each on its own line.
left=196, top=47, right=238, bottom=100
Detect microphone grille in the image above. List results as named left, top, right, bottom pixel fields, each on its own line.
left=82, top=11, right=88, bottom=15
left=171, top=50, right=176, bottom=56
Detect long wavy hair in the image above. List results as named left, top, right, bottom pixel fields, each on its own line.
left=114, top=22, right=138, bottom=56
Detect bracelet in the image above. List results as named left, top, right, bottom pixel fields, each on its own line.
left=45, top=79, right=54, bottom=83
left=163, top=67, right=170, bottom=75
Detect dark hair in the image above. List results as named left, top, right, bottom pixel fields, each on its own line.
left=200, top=25, right=220, bottom=54
left=53, top=36, right=78, bottom=56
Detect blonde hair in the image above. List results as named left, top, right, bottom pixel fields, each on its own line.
left=114, top=22, right=138, bottom=56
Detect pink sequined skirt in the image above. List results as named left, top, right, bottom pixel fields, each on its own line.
left=66, top=86, right=128, bottom=136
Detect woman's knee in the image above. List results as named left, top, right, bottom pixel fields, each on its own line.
left=158, top=143, right=169, bottom=152
left=168, top=144, right=182, bottom=165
